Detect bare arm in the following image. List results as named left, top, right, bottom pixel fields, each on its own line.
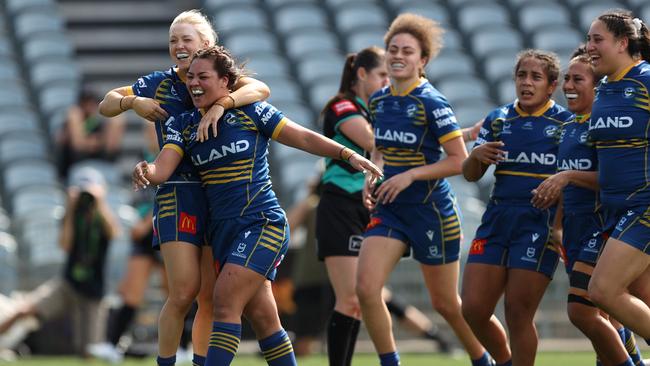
left=462, top=141, right=505, bottom=182
left=531, top=170, right=599, bottom=209
left=274, top=119, right=382, bottom=182
left=59, top=190, right=78, bottom=252
left=374, top=136, right=469, bottom=204
left=99, top=87, right=168, bottom=121
left=132, top=147, right=183, bottom=189
left=338, top=116, right=375, bottom=152
left=198, top=76, right=271, bottom=141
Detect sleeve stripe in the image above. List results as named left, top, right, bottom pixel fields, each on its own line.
left=438, top=129, right=462, bottom=144
left=163, top=144, right=184, bottom=157
left=118, top=86, right=134, bottom=96
left=271, top=117, right=289, bottom=140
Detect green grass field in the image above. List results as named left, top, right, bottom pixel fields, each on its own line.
left=9, top=352, right=597, bottom=365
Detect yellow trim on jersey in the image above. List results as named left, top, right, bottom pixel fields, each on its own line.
left=514, top=99, right=554, bottom=117
left=390, top=78, right=424, bottom=96
left=439, top=130, right=463, bottom=144
left=271, top=117, right=288, bottom=140
left=609, top=60, right=642, bottom=82
left=495, top=170, right=552, bottom=179
left=575, top=113, right=591, bottom=124
left=163, top=144, right=184, bottom=157
left=173, top=67, right=187, bottom=83
left=119, top=86, right=133, bottom=96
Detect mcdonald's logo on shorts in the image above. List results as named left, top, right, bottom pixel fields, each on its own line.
left=469, top=238, right=486, bottom=255
left=179, top=212, right=197, bottom=234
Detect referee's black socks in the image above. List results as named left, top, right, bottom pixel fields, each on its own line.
left=327, top=310, right=360, bottom=366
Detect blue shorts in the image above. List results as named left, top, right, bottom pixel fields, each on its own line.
left=152, top=183, right=208, bottom=248
left=209, top=208, right=289, bottom=281
left=467, top=201, right=559, bottom=278
left=562, top=211, right=606, bottom=273
left=364, top=198, right=461, bottom=265
left=604, top=205, right=650, bottom=254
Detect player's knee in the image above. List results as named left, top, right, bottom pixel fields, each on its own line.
left=431, top=298, right=459, bottom=319
left=504, top=302, right=535, bottom=330
left=245, top=307, right=280, bottom=338
left=167, top=286, right=200, bottom=310
left=461, top=296, right=487, bottom=324
left=566, top=302, right=594, bottom=331
left=355, top=277, right=382, bottom=306
left=336, top=293, right=361, bottom=316
left=587, top=277, right=612, bottom=308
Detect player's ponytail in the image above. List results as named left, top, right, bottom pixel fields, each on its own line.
left=637, top=20, right=650, bottom=62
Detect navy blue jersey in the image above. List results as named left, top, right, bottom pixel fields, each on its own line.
left=164, top=101, right=287, bottom=219
left=474, top=100, right=573, bottom=202
left=129, top=67, right=197, bottom=182
left=589, top=61, right=650, bottom=210
left=369, top=79, right=462, bottom=204
left=557, top=113, right=599, bottom=214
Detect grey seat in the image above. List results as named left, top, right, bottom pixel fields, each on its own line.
left=286, top=30, right=340, bottom=60
left=23, top=34, right=74, bottom=62
left=334, top=4, right=388, bottom=34
left=457, top=3, right=511, bottom=34
left=519, top=3, right=571, bottom=34
left=532, top=27, right=583, bottom=55
left=296, top=53, right=345, bottom=85
left=265, top=77, right=304, bottom=105
left=223, top=31, right=278, bottom=58
left=454, top=100, right=496, bottom=128
left=346, top=28, right=386, bottom=53
left=470, top=26, right=523, bottom=60
left=13, top=12, right=65, bottom=40
left=0, top=108, right=40, bottom=135
left=0, top=133, right=50, bottom=166
left=39, top=82, right=79, bottom=116
left=274, top=5, right=328, bottom=35
left=308, top=79, right=340, bottom=113
left=398, top=1, right=450, bottom=25
left=437, top=76, right=490, bottom=106
left=243, top=52, right=291, bottom=79
left=579, top=2, right=626, bottom=31
left=442, top=29, right=464, bottom=52
left=6, top=0, right=56, bottom=15
left=30, top=60, right=81, bottom=89
left=641, top=4, right=650, bottom=24
left=426, top=50, right=476, bottom=82
left=11, top=185, right=65, bottom=219
left=213, top=6, right=269, bottom=35
left=3, top=159, right=58, bottom=196
left=205, top=0, right=259, bottom=12
left=483, top=50, right=519, bottom=84
left=497, top=79, right=516, bottom=105
left=272, top=101, right=315, bottom=127
left=0, top=86, right=31, bottom=110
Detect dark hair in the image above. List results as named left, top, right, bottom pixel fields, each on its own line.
left=598, top=9, right=650, bottom=62
left=384, top=13, right=444, bottom=66
left=191, top=46, right=243, bottom=89
left=569, top=44, right=599, bottom=84
left=321, top=46, right=385, bottom=114
left=514, top=49, right=561, bottom=84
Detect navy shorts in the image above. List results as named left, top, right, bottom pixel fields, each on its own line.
left=152, top=183, right=208, bottom=248
left=605, top=205, right=650, bottom=254
left=209, top=208, right=289, bottom=281
left=364, top=198, right=461, bottom=265
left=561, top=210, right=606, bottom=273
left=467, top=201, right=559, bottom=278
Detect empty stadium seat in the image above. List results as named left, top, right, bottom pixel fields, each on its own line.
left=286, top=30, right=341, bottom=60
left=532, top=27, right=584, bottom=55
left=296, top=52, right=345, bottom=85
left=22, top=34, right=75, bottom=62
left=274, top=4, right=329, bottom=35
left=212, top=6, right=269, bottom=35
left=397, top=1, right=451, bottom=25
left=244, top=51, right=292, bottom=79
left=264, top=77, right=304, bottom=104
left=346, top=29, right=386, bottom=53
left=333, top=3, right=388, bottom=34
left=470, top=26, right=523, bottom=60
left=497, top=79, right=516, bottom=105
left=518, top=3, right=572, bottom=34
left=457, top=3, right=511, bottom=34
left=0, top=108, right=40, bottom=135
left=454, top=100, right=496, bottom=127
left=13, top=12, right=65, bottom=40
left=578, top=2, right=626, bottom=31
left=0, top=133, right=50, bottom=167
left=427, top=50, right=477, bottom=82
left=437, top=76, right=490, bottom=106
left=483, top=50, right=519, bottom=84
left=2, top=159, right=58, bottom=196
left=272, top=100, right=316, bottom=127
left=224, top=31, right=279, bottom=58
left=308, top=79, right=341, bottom=113
left=205, top=0, right=259, bottom=12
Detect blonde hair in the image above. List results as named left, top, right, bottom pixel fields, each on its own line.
left=170, top=9, right=218, bottom=46
left=384, top=13, right=444, bottom=65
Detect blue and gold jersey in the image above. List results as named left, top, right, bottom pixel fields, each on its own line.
left=589, top=61, right=650, bottom=209
left=474, top=100, right=572, bottom=202
left=164, top=101, right=287, bottom=219
left=369, top=79, right=462, bottom=204
left=557, top=114, right=599, bottom=214
left=128, top=67, right=197, bottom=182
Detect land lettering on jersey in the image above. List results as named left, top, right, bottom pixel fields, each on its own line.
left=503, top=151, right=556, bottom=165
left=558, top=158, right=592, bottom=171
left=375, top=128, right=417, bottom=144
left=192, top=140, right=250, bottom=165
left=589, top=116, right=633, bottom=130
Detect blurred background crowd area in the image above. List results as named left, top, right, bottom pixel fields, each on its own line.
left=0, top=0, right=648, bottom=357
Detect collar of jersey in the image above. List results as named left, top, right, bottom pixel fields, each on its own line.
left=389, top=78, right=423, bottom=96
left=514, top=99, right=554, bottom=117
left=609, top=60, right=642, bottom=82
left=173, top=66, right=187, bottom=83
left=575, top=113, right=591, bottom=123
left=198, top=108, right=206, bottom=116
